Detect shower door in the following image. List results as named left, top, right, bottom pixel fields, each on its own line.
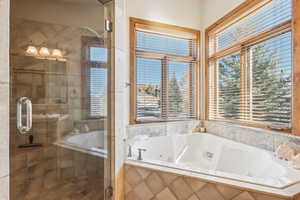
left=9, top=0, right=113, bottom=199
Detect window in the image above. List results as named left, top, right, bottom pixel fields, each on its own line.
left=130, top=18, right=200, bottom=123
left=207, top=0, right=292, bottom=130
left=82, top=37, right=108, bottom=118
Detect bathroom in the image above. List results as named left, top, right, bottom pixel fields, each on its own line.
left=1, top=0, right=300, bottom=199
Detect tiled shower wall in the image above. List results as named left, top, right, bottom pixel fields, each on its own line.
left=125, top=164, right=299, bottom=200
left=0, top=0, right=10, bottom=199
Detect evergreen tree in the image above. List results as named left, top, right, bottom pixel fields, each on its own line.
left=168, top=73, right=183, bottom=117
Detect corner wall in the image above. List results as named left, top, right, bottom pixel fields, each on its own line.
left=0, top=0, right=10, bottom=199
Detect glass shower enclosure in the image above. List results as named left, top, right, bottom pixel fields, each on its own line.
left=9, top=0, right=113, bottom=199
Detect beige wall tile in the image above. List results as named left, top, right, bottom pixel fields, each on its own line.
left=251, top=193, right=287, bottom=200
left=216, top=184, right=242, bottom=200
left=156, top=188, right=177, bottom=200
left=169, top=177, right=193, bottom=200
left=196, top=184, right=225, bottom=200
left=133, top=182, right=154, bottom=200
left=145, top=172, right=165, bottom=195
left=135, top=167, right=151, bottom=179
left=232, top=192, right=255, bottom=200
left=188, top=194, right=200, bottom=200
left=184, top=177, right=206, bottom=193
left=159, top=171, right=179, bottom=185
left=125, top=167, right=143, bottom=187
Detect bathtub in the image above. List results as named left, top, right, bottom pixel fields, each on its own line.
left=127, top=133, right=300, bottom=191
left=55, top=130, right=107, bottom=157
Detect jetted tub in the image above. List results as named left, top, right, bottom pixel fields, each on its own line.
left=127, top=133, right=300, bottom=190
left=55, top=130, right=107, bottom=157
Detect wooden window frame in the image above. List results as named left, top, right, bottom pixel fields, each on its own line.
left=130, top=17, right=201, bottom=124
left=205, top=0, right=294, bottom=133
left=81, top=36, right=107, bottom=119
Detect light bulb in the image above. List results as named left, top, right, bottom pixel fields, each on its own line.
left=39, top=47, right=50, bottom=57
left=25, top=45, right=38, bottom=56
left=52, top=49, right=63, bottom=58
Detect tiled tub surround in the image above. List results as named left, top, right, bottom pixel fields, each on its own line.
left=205, top=121, right=300, bottom=152
left=126, top=133, right=300, bottom=197
left=126, top=120, right=200, bottom=140
left=125, top=121, right=300, bottom=199
left=125, top=164, right=300, bottom=200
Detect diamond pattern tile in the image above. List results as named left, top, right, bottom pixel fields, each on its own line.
left=136, top=167, right=151, bottom=179
left=159, top=171, right=179, bottom=185
left=126, top=167, right=143, bottom=187
left=133, top=182, right=154, bottom=200
left=145, top=172, right=165, bottom=194
left=251, top=193, right=287, bottom=200
left=169, top=177, right=194, bottom=199
left=184, top=177, right=206, bottom=193
left=156, top=188, right=177, bottom=200
left=124, top=164, right=291, bottom=200
left=232, top=192, right=256, bottom=200
left=187, top=194, right=200, bottom=200
left=196, top=183, right=225, bottom=200
left=216, top=184, right=242, bottom=199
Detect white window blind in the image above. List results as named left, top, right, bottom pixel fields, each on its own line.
left=135, top=30, right=197, bottom=122
left=247, top=32, right=292, bottom=125
left=87, top=46, right=108, bottom=118
left=208, top=0, right=292, bottom=127
left=89, top=67, right=107, bottom=117
left=215, top=0, right=291, bottom=52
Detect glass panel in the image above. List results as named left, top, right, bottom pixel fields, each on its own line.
left=217, top=53, right=241, bottom=120
left=90, top=67, right=108, bottom=117
left=136, top=57, right=162, bottom=121
left=136, top=31, right=191, bottom=56
left=248, top=32, right=292, bottom=125
left=167, top=61, right=195, bottom=119
left=216, top=0, right=291, bottom=51
left=9, top=0, right=112, bottom=199
left=90, top=47, right=108, bottom=62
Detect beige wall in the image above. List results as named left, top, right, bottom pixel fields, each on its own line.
left=127, top=0, right=202, bottom=30
left=201, top=0, right=246, bottom=29
left=0, top=0, right=10, bottom=198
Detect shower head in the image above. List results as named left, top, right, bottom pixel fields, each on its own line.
left=81, top=26, right=104, bottom=38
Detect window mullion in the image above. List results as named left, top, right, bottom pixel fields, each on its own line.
left=162, top=56, right=169, bottom=120
left=240, top=48, right=248, bottom=121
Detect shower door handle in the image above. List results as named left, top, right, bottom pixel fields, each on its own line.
left=17, top=97, right=32, bottom=135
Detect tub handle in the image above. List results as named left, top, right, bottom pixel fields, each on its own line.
left=137, top=148, right=147, bottom=161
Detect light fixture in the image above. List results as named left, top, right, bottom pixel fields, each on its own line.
left=24, top=42, right=66, bottom=61
left=25, top=45, right=38, bottom=56
left=39, top=46, right=50, bottom=57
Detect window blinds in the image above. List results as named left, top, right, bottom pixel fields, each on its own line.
left=87, top=46, right=108, bottom=118
left=135, top=31, right=197, bottom=121
left=247, top=32, right=292, bottom=125
left=215, top=0, right=291, bottom=52
left=208, top=0, right=292, bottom=127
